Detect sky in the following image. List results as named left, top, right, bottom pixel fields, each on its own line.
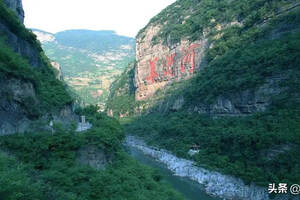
left=22, top=0, right=176, bottom=37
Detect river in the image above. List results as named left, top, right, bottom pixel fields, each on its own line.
left=126, top=144, right=221, bottom=200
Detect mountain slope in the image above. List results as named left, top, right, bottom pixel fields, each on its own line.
left=0, top=107, right=184, bottom=200
left=108, top=0, right=300, bottom=199
left=108, top=0, right=300, bottom=116
left=0, top=1, right=186, bottom=199
left=0, top=0, right=75, bottom=135
left=33, top=29, right=135, bottom=109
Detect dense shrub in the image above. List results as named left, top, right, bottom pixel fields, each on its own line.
left=124, top=2, right=300, bottom=187
left=0, top=0, right=42, bottom=50
left=125, top=107, right=300, bottom=186
left=0, top=37, right=73, bottom=112
left=106, top=62, right=144, bottom=117
left=138, top=0, right=296, bottom=45
left=0, top=107, right=183, bottom=200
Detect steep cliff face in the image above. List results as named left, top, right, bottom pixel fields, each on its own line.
left=51, top=61, right=63, bottom=80
left=0, top=0, right=76, bottom=135
left=132, top=0, right=300, bottom=115
left=106, top=62, right=139, bottom=117
left=152, top=74, right=284, bottom=115
left=113, top=1, right=300, bottom=197
left=135, top=25, right=208, bottom=100
left=0, top=0, right=43, bottom=68
left=3, top=0, right=24, bottom=22
left=0, top=78, right=38, bottom=135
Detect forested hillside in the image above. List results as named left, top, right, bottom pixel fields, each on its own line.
left=33, top=29, right=135, bottom=109
left=0, top=106, right=184, bottom=200
left=109, top=0, right=300, bottom=193
left=0, top=0, right=75, bottom=135
left=0, top=0, right=185, bottom=199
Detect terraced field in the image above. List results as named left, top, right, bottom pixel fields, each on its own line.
left=33, top=29, right=135, bottom=109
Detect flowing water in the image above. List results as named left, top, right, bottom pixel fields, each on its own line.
left=126, top=144, right=222, bottom=200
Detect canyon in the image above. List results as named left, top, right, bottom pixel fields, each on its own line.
left=126, top=136, right=298, bottom=200
left=33, top=29, right=135, bottom=109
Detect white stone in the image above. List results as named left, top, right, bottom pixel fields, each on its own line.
left=76, top=122, right=92, bottom=132
left=125, top=136, right=269, bottom=200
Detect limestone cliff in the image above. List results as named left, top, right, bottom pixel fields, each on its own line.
left=112, top=2, right=300, bottom=199
left=135, top=25, right=208, bottom=100
left=106, top=62, right=139, bottom=117
left=0, top=0, right=43, bottom=68
left=131, top=0, right=300, bottom=115
left=0, top=0, right=77, bottom=135
left=3, top=0, right=24, bottom=22
left=0, top=78, right=38, bottom=135
left=51, top=61, right=63, bottom=80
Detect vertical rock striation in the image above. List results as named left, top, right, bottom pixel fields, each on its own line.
left=135, top=25, right=208, bottom=100
left=0, top=0, right=77, bottom=135
left=3, top=0, right=24, bottom=23
left=0, top=0, right=43, bottom=68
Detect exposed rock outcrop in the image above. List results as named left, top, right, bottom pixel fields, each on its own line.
left=131, top=1, right=298, bottom=116
left=0, top=22, right=44, bottom=68
left=135, top=24, right=285, bottom=114
left=0, top=0, right=43, bottom=68
left=126, top=136, right=297, bottom=200
left=51, top=61, right=63, bottom=80
left=0, top=78, right=38, bottom=135
left=135, top=24, right=208, bottom=100
left=152, top=74, right=284, bottom=116
left=0, top=0, right=77, bottom=135
left=3, top=0, right=24, bottom=23
left=191, top=76, right=282, bottom=115
left=0, top=77, right=77, bottom=135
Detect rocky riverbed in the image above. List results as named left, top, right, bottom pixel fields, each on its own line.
left=125, top=136, right=296, bottom=200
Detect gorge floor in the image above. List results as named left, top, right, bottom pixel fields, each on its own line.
left=125, top=138, right=221, bottom=200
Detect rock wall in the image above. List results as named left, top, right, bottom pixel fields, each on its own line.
left=3, top=0, right=24, bottom=23
left=0, top=78, right=38, bottom=135
left=0, top=0, right=77, bottom=135
left=135, top=25, right=208, bottom=100
left=134, top=21, right=286, bottom=116
left=51, top=61, right=63, bottom=80
left=126, top=136, right=297, bottom=200
left=133, top=4, right=295, bottom=115
left=0, top=77, right=77, bottom=136
left=152, top=74, right=284, bottom=115
left=0, top=0, right=43, bottom=68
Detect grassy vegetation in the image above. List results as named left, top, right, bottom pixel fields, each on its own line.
left=0, top=37, right=73, bottom=116
left=0, top=106, right=184, bottom=200
left=125, top=106, right=300, bottom=186
left=0, top=0, right=42, bottom=50
left=135, top=9, right=300, bottom=110
left=0, top=0, right=73, bottom=115
left=106, top=61, right=145, bottom=117
left=121, top=0, right=300, bottom=188
left=37, top=30, right=135, bottom=106
left=172, top=28, right=300, bottom=106
left=137, top=0, right=297, bottom=45
left=0, top=152, right=45, bottom=200
left=55, top=30, right=135, bottom=54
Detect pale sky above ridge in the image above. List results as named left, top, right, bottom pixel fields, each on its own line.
left=22, top=0, right=176, bottom=37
